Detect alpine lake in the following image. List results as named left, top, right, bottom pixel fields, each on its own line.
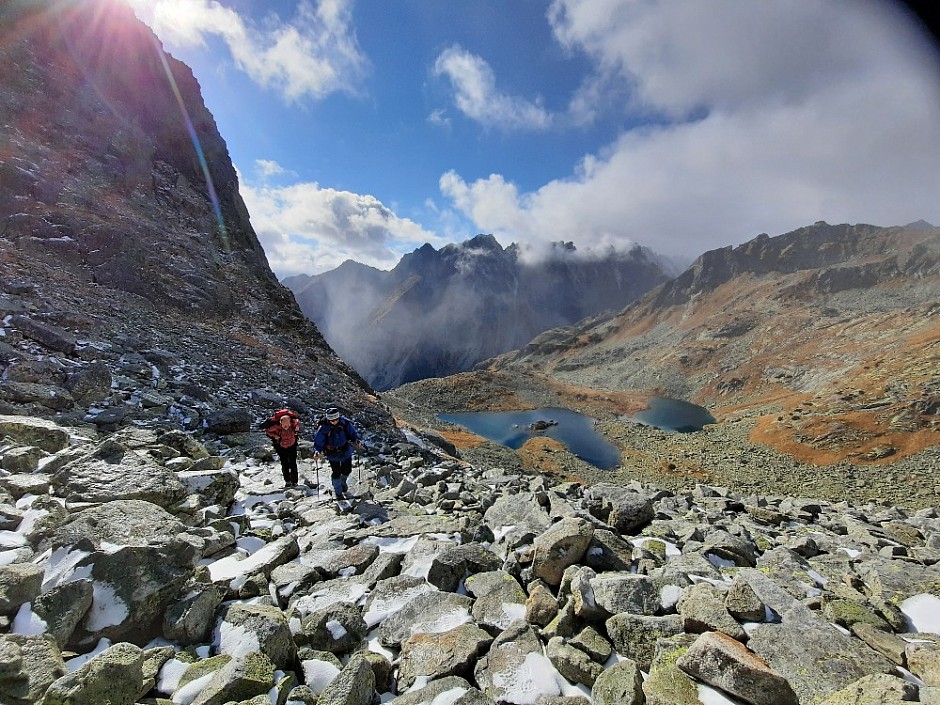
left=438, top=397, right=715, bottom=470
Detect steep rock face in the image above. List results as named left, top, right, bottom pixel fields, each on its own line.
left=0, top=0, right=289, bottom=318
left=0, top=0, right=382, bottom=429
left=286, top=235, right=673, bottom=390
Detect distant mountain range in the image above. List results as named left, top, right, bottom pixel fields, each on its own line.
left=284, top=235, right=676, bottom=390
left=485, top=220, right=940, bottom=466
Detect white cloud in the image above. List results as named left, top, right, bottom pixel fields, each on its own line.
left=255, top=159, right=287, bottom=179
left=239, top=175, right=447, bottom=278
left=440, top=0, right=940, bottom=258
left=433, top=45, right=552, bottom=131
left=128, top=0, right=368, bottom=102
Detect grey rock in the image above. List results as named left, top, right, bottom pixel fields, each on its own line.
left=270, top=562, right=323, bottom=604
left=583, top=529, right=635, bottom=572
left=64, top=361, right=112, bottom=404
left=747, top=603, right=896, bottom=704
left=176, top=468, right=239, bottom=508
left=316, top=652, right=374, bottom=705
left=816, top=673, right=918, bottom=705
left=855, top=556, right=940, bottom=603
left=360, top=574, right=435, bottom=629
left=390, top=675, right=494, bottom=705
left=583, top=484, right=654, bottom=534
left=464, top=569, right=528, bottom=633
left=851, top=622, right=908, bottom=665
left=476, top=622, right=562, bottom=703
left=43, top=499, right=186, bottom=550
left=725, top=572, right=768, bottom=622
left=0, top=414, right=71, bottom=452
left=676, top=631, right=798, bottom=705
left=377, top=589, right=474, bottom=648
left=591, top=658, right=644, bottom=705
left=11, top=315, right=77, bottom=354
left=40, top=641, right=146, bottom=705
left=483, top=493, right=551, bottom=551
left=209, top=535, right=299, bottom=592
left=155, top=429, right=211, bottom=459
left=546, top=635, right=603, bottom=686
left=606, top=613, right=684, bottom=672
left=51, top=439, right=188, bottom=508
left=189, top=652, right=277, bottom=705
left=216, top=603, right=296, bottom=669
left=591, top=572, right=660, bottom=617
left=67, top=540, right=198, bottom=648
left=642, top=633, right=699, bottom=705
left=205, top=408, right=252, bottom=435
left=0, top=381, right=75, bottom=411
left=907, top=636, right=940, bottom=687
left=427, top=542, right=502, bottom=592
left=677, top=581, right=747, bottom=641
left=398, top=622, right=493, bottom=689
left=0, top=562, right=43, bottom=616
left=532, top=517, right=595, bottom=586
left=525, top=579, right=559, bottom=627
left=303, top=542, right=379, bottom=579
left=31, top=579, right=94, bottom=648
left=163, top=582, right=224, bottom=646
left=1, top=445, right=49, bottom=472
left=297, top=601, right=368, bottom=654
left=702, top=528, right=758, bottom=567
left=0, top=634, right=67, bottom=705
left=569, top=625, right=612, bottom=664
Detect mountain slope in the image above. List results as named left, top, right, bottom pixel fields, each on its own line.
left=0, top=0, right=385, bottom=427
left=286, top=234, right=674, bottom=390
left=491, top=221, right=940, bottom=465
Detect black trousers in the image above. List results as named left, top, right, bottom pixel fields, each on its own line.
left=328, top=457, right=352, bottom=494
left=274, top=443, right=298, bottom=484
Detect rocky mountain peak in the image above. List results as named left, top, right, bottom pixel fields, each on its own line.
left=287, top=233, right=674, bottom=390
left=1, top=0, right=385, bottom=429
left=0, top=0, right=286, bottom=318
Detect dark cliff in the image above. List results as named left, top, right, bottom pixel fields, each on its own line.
left=0, top=0, right=382, bottom=427
left=0, top=0, right=300, bottom=321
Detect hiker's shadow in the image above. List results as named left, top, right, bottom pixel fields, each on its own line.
left=351, top=498, right=389, bottom=524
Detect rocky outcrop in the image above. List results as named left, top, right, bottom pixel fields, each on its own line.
left=0, top=0, right=290, bottom=317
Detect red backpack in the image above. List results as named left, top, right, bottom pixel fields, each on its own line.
left=259, top=408, right=297, bottom=429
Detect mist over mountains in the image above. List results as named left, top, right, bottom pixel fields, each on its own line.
left=284, top=234, right=676, bottom=390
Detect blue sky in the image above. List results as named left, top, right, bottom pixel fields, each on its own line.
left=126, top=0, right=940, bottom=278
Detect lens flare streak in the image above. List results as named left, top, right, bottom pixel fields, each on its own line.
left=152, top=37, right=229, bottom=250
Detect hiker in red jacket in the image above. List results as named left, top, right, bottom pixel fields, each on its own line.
left=265, top=409, right=300, bottom=488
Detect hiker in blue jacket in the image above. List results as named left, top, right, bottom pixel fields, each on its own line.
left=313, top=407, right=363, bottom=499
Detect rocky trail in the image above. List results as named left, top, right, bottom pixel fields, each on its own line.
left=2, top=402, right=940, bottom=704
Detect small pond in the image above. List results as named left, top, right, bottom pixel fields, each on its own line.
left=628, top=396, right=715, bottom=433
left=437, top=407, right=621, bottom=470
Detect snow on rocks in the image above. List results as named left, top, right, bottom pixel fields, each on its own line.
left=1, top=416, right=940, bottom=703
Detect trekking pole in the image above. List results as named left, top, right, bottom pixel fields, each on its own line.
left=314, top=455, right=320, bottom=500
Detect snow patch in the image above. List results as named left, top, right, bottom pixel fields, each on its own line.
left=901, top=593, right=940, bottom=634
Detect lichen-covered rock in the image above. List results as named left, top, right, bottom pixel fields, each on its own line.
left=591, top=658, right=644, bottom=705
left=0, top=562, right=43, bottom=616
left=39, top=641, right=146, bottom=705
left=0, top=634, right=67, bottom=705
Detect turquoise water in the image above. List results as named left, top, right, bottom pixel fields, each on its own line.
left=629, top=396, right=715, bottom=432
left=438, top=407, right=621, bottom=470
